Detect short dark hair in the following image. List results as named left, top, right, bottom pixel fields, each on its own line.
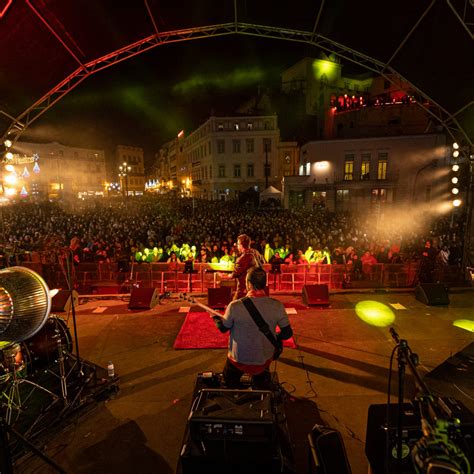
left=237, top=234, right=250, bottom=249
left=246, top=267, right=267, bottom=290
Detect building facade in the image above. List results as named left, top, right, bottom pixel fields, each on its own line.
left=283, top=134, right=449, bottom=213
left=115, top=145, right=146, bottom=196
left=153, top=115, right=281, bottom=200
left=10, top=141, right=106, bottom=199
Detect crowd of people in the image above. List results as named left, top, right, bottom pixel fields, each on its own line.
left=0, top=196, right=465, bottom=271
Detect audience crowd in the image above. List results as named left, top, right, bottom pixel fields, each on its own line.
left=0, top=196, right=465, bottom=271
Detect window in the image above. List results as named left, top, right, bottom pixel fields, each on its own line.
left=247, top=163, right=254, bottom=177
left=336, top=190, right=350, bottom=202
left=234, top=123, right=239, bottom=131
left=246, top=139, right=254, bottom=153
left=263, top=138, right=271, bottom=153
left=217, top=140, right=225, bottom=154
left=247, top=122, right=253, bottom=130
left=361, top=153, right=371, bottom=180
left=234, top=164, right=241, bottom=178
left=232, top=140, right=241, bottom=153
left=377, top=153, right=388, bottom=180
left=218, top=164, right=225, bottom=178
left=344, top=154, right=354, bottom=180
left=218, top=123, right=224, bottom=131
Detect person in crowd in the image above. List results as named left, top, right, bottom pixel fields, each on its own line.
left=211, top=267, right=293, bottom=389
left=419, top=240, right=438, bottom=283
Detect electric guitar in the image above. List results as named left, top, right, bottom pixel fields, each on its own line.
left=179, top=293, right=225, bottom=319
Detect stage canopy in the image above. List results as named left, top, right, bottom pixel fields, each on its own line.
left=0, top=0, right=472, bottom=146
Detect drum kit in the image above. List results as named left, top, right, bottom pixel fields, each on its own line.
left=0, top=267, right=75, bottom=426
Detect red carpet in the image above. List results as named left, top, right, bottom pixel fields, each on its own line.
left=173, top=312, right=297, bottom=350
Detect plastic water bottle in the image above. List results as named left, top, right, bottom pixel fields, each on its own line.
left=107, top=361, right=115, bottom=378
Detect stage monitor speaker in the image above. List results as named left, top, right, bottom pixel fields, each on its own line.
left=308, top=424, right=352, bottom=474
left=415, top=283, right=450, bottom=305
left=365, top=403, right=421, bottom=474
left=128, top=288, right=160, bottom=310
left=51, top=289, right=79, bottom=313
left=208, top=287, right=232, bottom=309
left=302, top=284, right=330, bottom=306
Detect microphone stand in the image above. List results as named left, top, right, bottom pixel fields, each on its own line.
left=389, top=328, right=421, bottom=467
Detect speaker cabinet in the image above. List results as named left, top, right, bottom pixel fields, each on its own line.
left=302, top=284, right=330, bottom=306
left=207, top=287, right=232, bottom=309
left=415, top=283, right=450, bottom=305
left=365, top=403, right=421, bottom=474
left=128, top=288, right=160, bottom=310
left=51, top=290, right=79, bottom=313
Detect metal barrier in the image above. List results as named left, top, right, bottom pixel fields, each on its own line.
left=17, top=261, right=466, bottom=293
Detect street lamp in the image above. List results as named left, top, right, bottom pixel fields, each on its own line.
left=118, top=162, right=131, bottom=198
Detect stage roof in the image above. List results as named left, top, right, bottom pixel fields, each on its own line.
left=0, top=0, right=472, bottom=145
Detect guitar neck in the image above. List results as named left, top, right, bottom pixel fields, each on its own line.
left=183, top=296, right=224, bottom=318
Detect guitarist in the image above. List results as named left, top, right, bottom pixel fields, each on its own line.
left=211, top=267, right=293, bottom=389
left=221, top=234, right=266, bottom=301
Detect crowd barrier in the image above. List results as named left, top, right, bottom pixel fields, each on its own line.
left=16, top=261, right=466, bottom=294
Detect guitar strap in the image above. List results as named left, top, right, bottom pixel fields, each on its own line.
left=241, top=297, right=281, bottom=356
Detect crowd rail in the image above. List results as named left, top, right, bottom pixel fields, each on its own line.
left=15, top=261, right=466, bottom=294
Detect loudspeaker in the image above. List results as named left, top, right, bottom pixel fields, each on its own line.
left=128, top=287, right=160, bottom=310
left=308, top=425, right=352, bottom=474
left=51, top=290, right=79, bottom=313
left=207, top=287, right=232, bottom=309
left=302, top=284, right=330, bottom=306
left=365, top=403, right=422, bottom=474
left=415, top=283, right=450, bottom=305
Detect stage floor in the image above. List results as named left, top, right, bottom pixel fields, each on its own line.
left=12, top=288, right=474, bottom=474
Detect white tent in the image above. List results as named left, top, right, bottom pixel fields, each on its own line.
left=259, top=186, right=282, bottom=203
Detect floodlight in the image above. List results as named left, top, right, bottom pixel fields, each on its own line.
left=452, top=199, right=461, bottom=207
left=0, top=266, right=52, bottom=347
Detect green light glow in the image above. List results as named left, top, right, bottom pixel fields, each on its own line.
left=0, top=340, right=13, bottom=350
left=355, top=301, right=395, bottom=327
left=173, top=67, right=264, bottom=95
left=453, top=319, right=474, bottom=332
left=312, top=59, right=339, bottom=82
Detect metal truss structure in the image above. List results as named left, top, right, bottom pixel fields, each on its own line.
left=1, top=1, right=472, bottom=147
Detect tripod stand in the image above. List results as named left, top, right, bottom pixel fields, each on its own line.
left=0, top=344, right=58, bottom=425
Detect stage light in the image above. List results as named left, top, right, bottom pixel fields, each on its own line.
left=0, top=266, right=52, bottom=349
left=451, top=187, right=459, bottom=195
left=452, top=164, right=459, bottom=172
left=452, top=150, right=459, bottom=158
left=4, top=140, right=12, bottom=148
left=5, top=152, right=13, bottom=160
left=452, top=142, right=459, bottom=150
left=451, top=177, right=458, bottom=184
left=452, top=199, right=462, bottom=207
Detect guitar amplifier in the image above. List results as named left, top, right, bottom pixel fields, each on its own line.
left=188, top=389, right=276, bottom=444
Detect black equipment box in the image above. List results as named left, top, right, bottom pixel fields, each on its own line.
left=188, top=388, right=275, bottom=444
left=178, top=372, right=294, bottom=474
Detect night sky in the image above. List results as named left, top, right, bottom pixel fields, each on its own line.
left=21, top=36, right=317, bottom=172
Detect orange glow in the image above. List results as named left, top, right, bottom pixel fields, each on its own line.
left=177, top=130, right=184, bottom=138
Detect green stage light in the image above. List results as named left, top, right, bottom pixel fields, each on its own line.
left=453, top=319, right=474, bottom=332
left=355, top=300, right=395, bottom=327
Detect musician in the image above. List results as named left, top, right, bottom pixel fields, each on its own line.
left=221, top=233, right=265, bottom=300
left=211, top=267, right=293, bottom=389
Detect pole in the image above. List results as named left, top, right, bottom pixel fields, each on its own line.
left=265, top=144, right=269, bottom=189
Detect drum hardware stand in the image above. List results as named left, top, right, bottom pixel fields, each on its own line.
left=1, top=357, right=59, bottom=426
